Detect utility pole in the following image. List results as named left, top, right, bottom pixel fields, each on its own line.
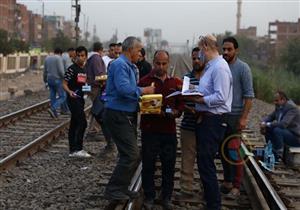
left=72, top=0, right=80, bottom=47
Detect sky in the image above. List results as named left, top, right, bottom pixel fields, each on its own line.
left=17, top=0, right=300, bottom=44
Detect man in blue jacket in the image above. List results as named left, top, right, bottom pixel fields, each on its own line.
left=103, top=36, right=155, bottom=200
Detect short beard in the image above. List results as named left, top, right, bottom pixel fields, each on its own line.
left=223, top=55, right=235, bottom=63
left=193, top=63, right=204, bottom=72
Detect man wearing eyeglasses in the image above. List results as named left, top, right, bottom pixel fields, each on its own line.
left=186, top=34, right=232, bottom=210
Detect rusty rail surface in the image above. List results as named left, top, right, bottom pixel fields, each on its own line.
left=0, top=103, right=91, bottom=172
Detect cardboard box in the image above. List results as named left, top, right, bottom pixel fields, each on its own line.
left=140, top=94, right=162, bottom=114
left=95, top=75, right=107, bottom=81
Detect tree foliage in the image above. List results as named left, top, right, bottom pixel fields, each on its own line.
left=0, top=29, right=13, bottom=55
left=0, top=29, right=30, bottom=55
left=50, top=30, right=74, bottom=52
left=280, top=37, right=300, bottom=74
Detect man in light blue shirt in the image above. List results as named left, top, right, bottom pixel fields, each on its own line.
left=103, top=36, right=154, bottom=201
left=189, top=34, right=232, bottom=210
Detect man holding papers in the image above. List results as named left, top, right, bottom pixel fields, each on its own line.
left=187, top=35, right=232, bottom=210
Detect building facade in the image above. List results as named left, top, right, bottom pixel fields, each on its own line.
left=269, top=18, right=300, bottom=55
left=0, top=0, right=16, bottom=35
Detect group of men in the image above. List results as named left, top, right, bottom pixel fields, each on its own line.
left=101, top=34, right=254, bottom=210
left=43, top=34, right=300, bottom=210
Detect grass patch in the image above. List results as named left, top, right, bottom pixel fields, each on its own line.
left=252, top=67, right=300, bottom=104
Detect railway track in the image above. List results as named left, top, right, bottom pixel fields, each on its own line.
left=1, top=55, right=297, bottom=210
left=0, top=99, right=91, bottom=171
left=242, top=130, right=300, bottom=210
left=100, top=56, right=276, bottom=210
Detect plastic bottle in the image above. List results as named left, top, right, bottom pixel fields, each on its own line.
left=264, top=141, right=272, bottom=163
left=268, top=153, right=275, bottom=170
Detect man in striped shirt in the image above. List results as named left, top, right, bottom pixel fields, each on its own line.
left=176, top=47, right=206, bottom=199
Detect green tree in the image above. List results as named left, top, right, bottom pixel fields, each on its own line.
left=50, top=30, right=74, bottom=52
left=280, top=37, right=300, bottom=74
left=9, top=37, right=29, bottom=53
left=0, top=29, right=13, bottom=55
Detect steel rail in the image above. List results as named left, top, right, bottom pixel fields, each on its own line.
left=241, top=142, right=287, bottom=210
left=0, top=99, right=50, bottom=128
left=0, top=105, right=92, bottom=172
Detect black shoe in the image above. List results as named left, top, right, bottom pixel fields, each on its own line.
left=162, top=199, right=173, bottom=210
left=125, top=190, right=140, bottom=199
left=143, top=198, right=154, bottom=210
left=220, top=184, right=232, bottom=194
left=104, top=190, right=129, bottom=200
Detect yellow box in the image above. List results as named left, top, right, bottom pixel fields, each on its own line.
left=140, top=94, right=163, bottom=114
left=95, top=75, right=107, bottom=81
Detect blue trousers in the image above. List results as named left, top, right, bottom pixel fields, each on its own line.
left=47, top=78, right=66, bottom=111
left=265, top=127, right=300, bottom=158
left=196, top=114, right=227, bottom=210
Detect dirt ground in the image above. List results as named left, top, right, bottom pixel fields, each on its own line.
left=0, top=70, right=45, bottom=101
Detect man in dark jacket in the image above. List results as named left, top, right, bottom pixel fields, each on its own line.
left=260, top=91, right=300, bottom=161
left=136, top=48, right=152, bottom=80
left=86, top=42, right=114, bottom=151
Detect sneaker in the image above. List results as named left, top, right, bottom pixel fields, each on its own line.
left=225, top=188, right=240, bottom=200
left=48, top=108, right=58, bottom=118
left=60, top=110, right=70, bottom=115
left=104, top=191, right=130, bottom=200
left=220, top=183, right=233, bottom=194
left=69, top=152, right=77, bottom=157
left=70, top=150, right=91, bottom=158
left=143, top=198, right=154, bottom=210
left=125, top=190, right=139, bottom=199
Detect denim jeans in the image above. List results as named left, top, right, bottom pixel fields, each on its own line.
left=141, top=132, right=177, bottom=200
left=196, top=114, right=227, bottom=210
left=265, top=127, right=300, bottom=158
left=103, top=108, right=139, bottom=195
left=47, top=78, right=66, bottom=111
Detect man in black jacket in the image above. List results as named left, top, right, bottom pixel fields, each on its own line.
left=260, top=91, right=300, bottom=161
left=136, top=48, right=152, bottom=80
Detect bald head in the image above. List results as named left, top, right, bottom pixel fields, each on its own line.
left=153, top=50, right=169, bottom=77
left=198, top=34, right=218, bottom=50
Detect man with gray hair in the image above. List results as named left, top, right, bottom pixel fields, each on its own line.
left=104, top=36, right=155, bottom=201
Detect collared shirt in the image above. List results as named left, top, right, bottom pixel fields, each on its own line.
left=105, top=54, right=142, bottom=112
left=86, top=52, right=106, bottom=86
left=180, top=70, right=199, bottom=131
left=139, top=71, right=184, bottom=134
left=229, top=58, right=254, bottom=115
left=196, top=55, right=233, bottom=114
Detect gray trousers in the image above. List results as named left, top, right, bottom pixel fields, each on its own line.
left=103, top=108, right=140, bottom=193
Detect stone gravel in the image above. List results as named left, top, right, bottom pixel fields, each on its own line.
left=0, top=99, right=275, bottom=210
